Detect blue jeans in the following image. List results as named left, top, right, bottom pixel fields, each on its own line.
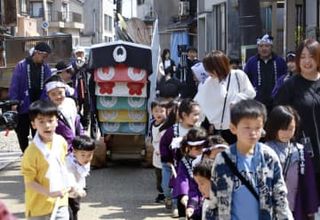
left=161, top=162, right=172, bottom=199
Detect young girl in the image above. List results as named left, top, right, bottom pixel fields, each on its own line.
left=149, top=99, right=167, bottom=203
left=202, top=135, right=229, bottom=160
left=175, top=127, right=207, bottom=219
left=265, top=105, right=319, bottom=220
left=159, top=98, right=200, bottom=217
left=45, top=75, right=83, bottom=152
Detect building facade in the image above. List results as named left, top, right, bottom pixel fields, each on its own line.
left=82, top=0, right=115, bottom=45
left=15, top=0, right=85, bottom=47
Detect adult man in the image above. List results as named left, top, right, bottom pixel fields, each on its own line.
left=244, top=34, right=287, bottom=112
left=72, top=47, right=97, bottom=139
left=176, top=47, right=199, bottom=99
left=9, top=42, right=52, bottom=152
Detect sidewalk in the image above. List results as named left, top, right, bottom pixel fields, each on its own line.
left=0, top=130, right=21, bottom=170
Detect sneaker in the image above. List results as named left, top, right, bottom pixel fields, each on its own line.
left=155, top=193, right=165, bottom=203
left=165, top=198, right=172, bottom=209
left=172, top=208, right=179, bottom=218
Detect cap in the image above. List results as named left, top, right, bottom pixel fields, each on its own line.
left=257, top=34, right=273, bottom=45
left=34, top=42, right=51, bottom=54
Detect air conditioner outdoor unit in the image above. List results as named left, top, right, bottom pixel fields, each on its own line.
left=179, top=1, right=190, bottom=16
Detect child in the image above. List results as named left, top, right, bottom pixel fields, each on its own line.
left=202, top=135, right=229, bottom=160
left=265, top=105, right=318, bottom=220
left=211, top=99, right=293, bottom=219
left=45, top=75, right=83, bottom=152
left=21, top=100, right=69, bottom=219
left=159, top=98, right=200, bottom=217
left=175, top=127, right=207, bottom=219
left=193, top=160, right=215, bottom=220
left=149, top=99, right=167, bottom=203
left=66, top=135, right=95, bottom=220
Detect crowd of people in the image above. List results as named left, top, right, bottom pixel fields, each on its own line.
left=6, top=42, right=97, bottom=220
left=1, top=33, right=320, bottom=220
left=150, top=35, right=320, bottom=219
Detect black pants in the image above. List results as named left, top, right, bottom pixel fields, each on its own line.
left=69, top=197, right=81, bottom=220
left=15, top=113, right=35, bottom=152
left=155, top=168, right=163, bottom=193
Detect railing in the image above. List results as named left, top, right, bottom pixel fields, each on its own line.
left=30, top=10, right=82, bottom=23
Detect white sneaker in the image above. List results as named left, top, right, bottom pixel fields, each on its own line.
left=172, top=208, right=179, bottom=218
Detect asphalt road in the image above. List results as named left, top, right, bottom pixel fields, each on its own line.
left=0, top=160, right=173, bottom=220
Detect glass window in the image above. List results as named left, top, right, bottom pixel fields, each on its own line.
left=30, top=2, right=43, bottom=17
left=104, top=14, right=113, bottom=32
left=20, top=0, right=27, bottom=14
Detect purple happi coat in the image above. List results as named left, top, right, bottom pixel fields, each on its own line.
left=174, top=156, right=202, bottom=217
left=55, top=114, right=83, bottom=153
left=9, top=58, right=51, bottom=114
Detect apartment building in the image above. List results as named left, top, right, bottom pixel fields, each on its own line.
left=82, top=0, right=115, bottom=45
left=16, top=0, right=84, bottom=47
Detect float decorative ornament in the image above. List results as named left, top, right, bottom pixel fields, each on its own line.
left=113, top=46, right=127, bottom=62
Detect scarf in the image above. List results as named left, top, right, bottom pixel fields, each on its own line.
left=33, top=132, right=69, bottom=192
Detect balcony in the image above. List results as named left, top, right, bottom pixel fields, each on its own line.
left=47, top=11, right=84, bottom=29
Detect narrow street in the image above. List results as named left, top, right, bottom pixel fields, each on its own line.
left=0, top=160, right=173, bottom=220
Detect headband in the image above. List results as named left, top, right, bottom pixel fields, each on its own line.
left=187, top=140, right=206, bottom=146
left=257, top=34, right=273, bottom=45
left=203, top=144, right=229, bottom=152
left=57, top=65, right=73, bottom=73
left=46, top=81, right=67, bottom=92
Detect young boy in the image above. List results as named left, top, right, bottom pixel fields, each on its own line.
left=66, top=135, right=95, bottom=220
left=149, top=99, right=167, bottom=203
left=211, top=99, right=293, bottom=219
left=193, top=160, right=215, bottom=220
left=21, top=100, right=69, bottom=220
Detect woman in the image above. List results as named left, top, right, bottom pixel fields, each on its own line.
left=161, top=49, right=176, bottom=76
left=194, top=50, right=256, bottom=144
left=157, top=49, right=181, bottom=100
left=274, top=38, right=320, bottom=197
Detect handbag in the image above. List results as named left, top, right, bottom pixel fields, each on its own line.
left=221, top=151, right=259, bottom=201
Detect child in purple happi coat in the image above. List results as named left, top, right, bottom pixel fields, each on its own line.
left=159, top=98, right=201, bottom=217
left=174, top=127, right=207, bottom=219
left=45, top=75, right=83, bottom=153
left=265, top=105, right=319, bottom=220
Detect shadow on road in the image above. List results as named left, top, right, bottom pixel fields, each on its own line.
left=82, top=160, right=172, bottom=220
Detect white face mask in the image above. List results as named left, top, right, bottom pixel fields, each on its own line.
left=192, top=154, right=202, bottom=167
left=76, top=57, right=85, bottom=68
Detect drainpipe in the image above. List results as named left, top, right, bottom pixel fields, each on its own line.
left=93, top=8, right=96, bottom=43
left=43, top=0, right=48, bottom=35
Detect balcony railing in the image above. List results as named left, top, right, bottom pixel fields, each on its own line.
left=48, top=11, right=82, bottom=23
left=30, top=10, right=82, bottom=23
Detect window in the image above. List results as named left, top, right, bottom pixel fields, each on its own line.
left=61, top=3, right=69, bottom=21
left=212, top=3, right=226, bottom=51
left=105, top=36, right=112, bottom=42
left=30, top=2, right=43, bottom=18
left=20, top=0, right=27, bottom=14
left=104, top=14, right=113, bottom=32
left=137, top=0, right=145, bottom=5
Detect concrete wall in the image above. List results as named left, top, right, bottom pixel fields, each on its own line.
left=82, top=0, right=115, bottom=44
